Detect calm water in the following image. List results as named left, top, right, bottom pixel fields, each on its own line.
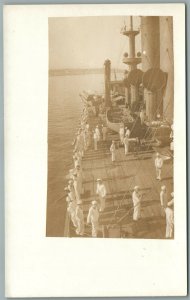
left=46, top=74, right=104, bottom=236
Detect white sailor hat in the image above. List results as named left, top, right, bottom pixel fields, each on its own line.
left=156, top=152, right=160, bottom=156
left=92, top=200, right=97, bottom=205
left=161, top=185, right=166, bottom=190
left=97, top=178, right=102, bottom=181
left=66, top=196, right=71, bottom=202
left=134, top=186, right=139, bottom=190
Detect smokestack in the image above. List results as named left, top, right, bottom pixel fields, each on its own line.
left=141, top=16, right=161, bottom=121
left=160, top=17, right=174, bottom=123
left=141, top=16, right=160, bottom=71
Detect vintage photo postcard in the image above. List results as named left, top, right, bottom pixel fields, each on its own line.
left=4, top=4, right=187, bottom=297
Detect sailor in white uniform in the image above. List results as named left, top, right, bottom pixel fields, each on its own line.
left=155, top=152, right=163, bottom=180
left=73, top=151, right=81, bottom=167
left=93, top=131, right=98, bottom=151
left=110, top=140, right=116, bottom=162
left=76, top=165, right=84, bottom=195
left=67, top=201, right=77, bottom=228
left=95, top=125, right=101, bottom=142
left=102, top=124, right=107, bottom=141
left=96, top=179, right=107, bottom=212
left=67, top=180, right=76, bottom=203
left=160, top=185, right=168, bottom=216
left=73, top=156, right=80, bottom=168
left=119, top=124, right=125, bottom=145
left=139, top=109, right=145, bottom=125
left=75, top=202, right=84, bottom=236
left=165, top=192, right=174, bottom=238
left=123, top=133, right=129, bottom=155
left=87, top=200, right=100, bottom=237
left=125, top=127, right=131, bottom=138
left=72, top=173, right=81, bottom=203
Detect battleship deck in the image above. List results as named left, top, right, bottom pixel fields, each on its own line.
left=65, top=116, right=173, bottom=239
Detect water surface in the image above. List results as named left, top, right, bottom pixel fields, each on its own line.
left=46, top=74, right=104, bottom=236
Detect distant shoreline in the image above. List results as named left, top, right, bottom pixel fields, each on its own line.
left=49, top=68, right=124, bottom=76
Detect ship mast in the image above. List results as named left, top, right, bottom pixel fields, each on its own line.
left=122, top=16, right=141, bottom=71
left=104, top=59, right=111, bottom=107
left=121, top=16, right=141, bottom=106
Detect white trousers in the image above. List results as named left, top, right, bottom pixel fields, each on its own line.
left=76, top=219, right=84, bottom=235
left=165, top=208, right=174, bottom=238
left=91, top=221, right=99, bottom=237
left=111, top=152, right=116, bottom=161
left=74, top=182, right=80, bottom=202
left=120, top=133, right=124, bottom=144
left=133, top=204, right=141, bottom=221
left=99, top=196, right=106, bottom=212
left=156, top=167, right=162, bottom=179
left=70, top=212, right=77, bottom=228
left=124, top=144, right=129, bottom=155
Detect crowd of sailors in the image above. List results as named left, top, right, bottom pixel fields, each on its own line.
left=64, top=95, right=174, bottom=239
left=65, top=105, right=109, bottom=237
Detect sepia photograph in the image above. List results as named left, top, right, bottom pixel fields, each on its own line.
left=4, top=4, right=186, bottom=297
left=46, top=16, right=174, bottom=239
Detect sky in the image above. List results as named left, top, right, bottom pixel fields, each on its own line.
left=49, top=16, right=141, bottom=70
